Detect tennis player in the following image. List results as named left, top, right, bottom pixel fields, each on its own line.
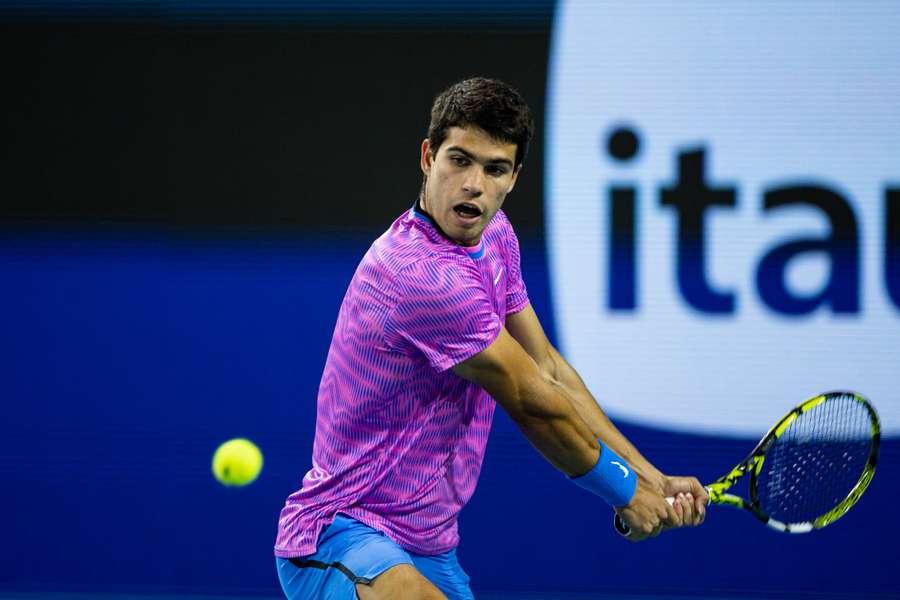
left=274, top=77, right=708, bottom=600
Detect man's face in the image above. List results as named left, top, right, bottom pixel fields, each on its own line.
left=420, top=126, right=521, bottom=246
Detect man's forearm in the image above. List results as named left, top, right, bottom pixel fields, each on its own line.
left=453, top=329, right=601, bottom=479
left=547, top=346, right=665, bottom=490
left=510, top=363, right=602, bottom=477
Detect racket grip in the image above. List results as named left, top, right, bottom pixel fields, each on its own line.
left=614, top=496, right=675, bottom=538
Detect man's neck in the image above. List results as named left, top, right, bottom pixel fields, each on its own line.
left=414, top=197, right=479, bottom=247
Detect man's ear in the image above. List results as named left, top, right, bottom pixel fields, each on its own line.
left=420, top=138, right=433, bottom=175
left=507, top=164, right=523, bottom=194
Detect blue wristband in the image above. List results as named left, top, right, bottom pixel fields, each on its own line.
left=569, top=441, right=638, bottom=507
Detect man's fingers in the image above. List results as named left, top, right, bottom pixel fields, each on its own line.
left=671, top=494, right=683, bottom=519
left=695, top=495, right=707, bottom=525
left=663, top=497, right=681, bottom=528
left=663, top=476, right=709, bottom=527
left=624, top=522, right=647, bottom=542
left=672, top=493, right=695, bottom=528
left=693, top=485, right=708, bottom=525
left=636, top=508, right=663, bottom=538
left=665, top=477, right=693, bottom=495
left=686, top=477, right=704, bottom=494
left=669, top=494, right=684, bottom=528
left=680, top=493, right=695, bottom=526
left=666, top=476, right=706, bottom=498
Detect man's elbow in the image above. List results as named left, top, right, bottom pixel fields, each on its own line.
left=537, top=347, right=563, bottom=382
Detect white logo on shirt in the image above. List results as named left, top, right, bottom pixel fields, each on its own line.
left=493, top=266, right=504, bottom=285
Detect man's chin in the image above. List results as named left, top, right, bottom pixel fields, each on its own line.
left=455, top=218, right=487, bottom=240
left=440, top=217, right=483, bottom=246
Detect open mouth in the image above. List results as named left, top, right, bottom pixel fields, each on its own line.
left=453, top=202, right=483, bottom=219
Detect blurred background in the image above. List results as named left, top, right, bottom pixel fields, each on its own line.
left=2, top=1, right=898, bottom=599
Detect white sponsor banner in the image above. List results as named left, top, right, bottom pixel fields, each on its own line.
left=547, top=1, right=900, bottom=436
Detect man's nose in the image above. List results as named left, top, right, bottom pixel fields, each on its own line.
left=462, top=167, right=484, bottom=197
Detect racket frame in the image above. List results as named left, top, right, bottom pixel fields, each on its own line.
left=709, top=390, right=880, bottom=533
left=614, top=390, right=880, bottom=537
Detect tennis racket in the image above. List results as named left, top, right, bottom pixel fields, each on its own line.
left=615, top=391, right=880, bottom=537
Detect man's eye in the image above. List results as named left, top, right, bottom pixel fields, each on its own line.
left=487, top=166, right=507, bottom=177
left=451, top=156, right=469, bottom=166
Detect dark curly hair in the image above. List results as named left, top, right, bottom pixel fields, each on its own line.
left=426, top=77, right=534, bottom=168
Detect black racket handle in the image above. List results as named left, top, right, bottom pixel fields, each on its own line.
left=613, top=513, right=632, bottom=536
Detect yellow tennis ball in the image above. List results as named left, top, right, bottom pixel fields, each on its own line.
left=212, top=438, right=263, bottom=487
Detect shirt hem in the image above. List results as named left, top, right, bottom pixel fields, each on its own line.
left=340, top=508, right=460, bottom=556
left=274, top=547, right=313, bottom=559
left=506, top=295, right=530, bottom=315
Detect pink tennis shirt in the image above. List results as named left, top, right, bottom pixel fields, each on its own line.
left=274, top=203, right=529, bottom=557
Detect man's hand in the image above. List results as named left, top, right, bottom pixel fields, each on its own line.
left=663, top=475, right=708, bottom=527
left=614, top=479, right=680, bottom=541
left=615, top=475, right=708, bottom=540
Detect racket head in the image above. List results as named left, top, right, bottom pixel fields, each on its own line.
left=749, top=391, right=880, bottom=533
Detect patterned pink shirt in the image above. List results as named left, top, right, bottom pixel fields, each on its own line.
left=274, top=204, right=529, bottom=557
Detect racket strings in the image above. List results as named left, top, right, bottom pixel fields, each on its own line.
left=757, top=393, right=873, bottom=524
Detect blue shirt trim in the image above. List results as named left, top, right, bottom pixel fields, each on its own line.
left=466, top=244, right=486, bottom=260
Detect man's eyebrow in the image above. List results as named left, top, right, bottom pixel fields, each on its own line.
left=445, top=146, right=514, bottom=168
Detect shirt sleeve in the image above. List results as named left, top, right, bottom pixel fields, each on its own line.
left=384, top=256, right=501, bottom=371
left=503, top=218, right=530, bottom=315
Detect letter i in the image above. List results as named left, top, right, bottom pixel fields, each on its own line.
left=606, top=126, right=641, bottom=310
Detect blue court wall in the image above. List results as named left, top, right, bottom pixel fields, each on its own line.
left=1, top=231, right=897, bottom=598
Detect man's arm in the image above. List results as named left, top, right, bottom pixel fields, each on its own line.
left=453, top=326, right=681, bottom=540
left=504, top=304, right=708, bottom=528
left=505, top=305, right=663, bottom=485
left=453, top=327, right=600, bottom=476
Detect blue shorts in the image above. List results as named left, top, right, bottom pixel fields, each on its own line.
left=276, top=514, right=474, bottom=600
